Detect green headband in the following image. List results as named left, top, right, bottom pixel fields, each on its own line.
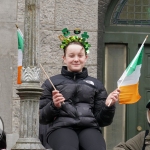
left=59, top=28, right=91, bottom=54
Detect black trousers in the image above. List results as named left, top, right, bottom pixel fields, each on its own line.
left=48, top=128, right=106, bottom=150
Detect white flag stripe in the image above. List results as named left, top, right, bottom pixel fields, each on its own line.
left=117, top=65, right=141, bottom=86
left=18, top=49, right=23, bottom=66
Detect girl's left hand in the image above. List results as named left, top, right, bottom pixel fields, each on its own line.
left=105, top=89, right=120, bottom=107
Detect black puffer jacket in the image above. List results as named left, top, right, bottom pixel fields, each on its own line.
left=39, top=66, right=116, bottom=138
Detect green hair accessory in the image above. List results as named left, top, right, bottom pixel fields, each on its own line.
left=59, top=28, right=91, bottom=54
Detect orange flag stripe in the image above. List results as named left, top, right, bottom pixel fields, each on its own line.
left=17, top=66, right=22, bottom=84
left=119, top=83, right=141, bottom=104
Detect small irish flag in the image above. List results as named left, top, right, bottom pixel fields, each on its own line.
left=17, top=27, right=24, bottom=84
left=117, top=44, right=144, bottom=104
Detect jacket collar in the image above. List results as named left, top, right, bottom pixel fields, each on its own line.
left=61, top=66, right=88, bottom=80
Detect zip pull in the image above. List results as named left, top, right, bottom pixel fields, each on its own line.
left=74, top=74, right=76, bottom=80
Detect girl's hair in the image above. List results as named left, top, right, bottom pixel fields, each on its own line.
left=63, top=42, right=87, bottom=56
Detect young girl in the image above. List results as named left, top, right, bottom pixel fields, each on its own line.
left=39, top=29, right=120, bottom=150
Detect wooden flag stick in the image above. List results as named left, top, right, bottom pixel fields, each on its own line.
left=108, top=100, right=112, bottom=107
left=107, top=88, right=120, bottom=107
left=15, top=24, right=18, bottom=29
left=39, top=64, right=56, bottom=90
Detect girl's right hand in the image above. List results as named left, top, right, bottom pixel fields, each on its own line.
left=52, top=90, right=65, bottom=108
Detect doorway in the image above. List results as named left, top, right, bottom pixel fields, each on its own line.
left=98, top=0, right=150, bottom=149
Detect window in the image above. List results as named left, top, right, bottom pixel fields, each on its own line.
left=111, top=0, right=150, bottom=25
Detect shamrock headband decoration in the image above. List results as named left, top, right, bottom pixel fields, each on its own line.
left=59, top=28, right=91, bottom=54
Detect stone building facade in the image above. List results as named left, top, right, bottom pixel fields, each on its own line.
left=2, top=0, right=146, bottom=149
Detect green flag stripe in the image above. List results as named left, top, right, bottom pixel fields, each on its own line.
left=137, top=47, right=144, bottom=65
left=126, top=47, right=144, bottom=76
left=17, top=30, right=24, bottom=51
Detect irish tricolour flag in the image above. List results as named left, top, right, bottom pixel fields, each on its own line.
left=17, top=28, right=24, bottom=84
left=117, top=44, right=144, bottom=104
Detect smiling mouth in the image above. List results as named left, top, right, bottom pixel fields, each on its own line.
left=73, top=64, right=80, bottom=66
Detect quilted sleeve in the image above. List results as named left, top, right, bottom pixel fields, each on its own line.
left=94, top=82, right=116, bottom=127
left=39, top=79, right=60, bottom=124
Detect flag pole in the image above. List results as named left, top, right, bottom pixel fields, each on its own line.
left=108, top=35, right=148, bottom=107
left=39, top=64, right=56, bottom=90
left=15, top=24, right=18, bottom=29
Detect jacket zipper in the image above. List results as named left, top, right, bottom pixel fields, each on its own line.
left=74, top=74, right=76, bottom=80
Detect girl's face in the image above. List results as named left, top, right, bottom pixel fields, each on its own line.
left=63, top=44, right=88, bottom=72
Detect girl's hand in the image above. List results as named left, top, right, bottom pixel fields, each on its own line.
left=52, top=90, right=65, bottom=108
left=105, top=89, right=120, bottom=107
